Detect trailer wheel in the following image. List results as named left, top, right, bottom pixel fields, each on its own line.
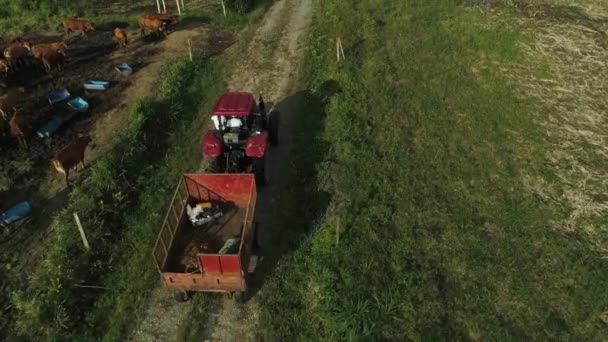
left=174, top=290, right=192, bottom=302
left=233, top=291, right=245, bottom=303
left=254, top=222, right=263, bottom=252
left=268, top=111, right=280, bottom=146
left=252, top=156, right=267, bottom=186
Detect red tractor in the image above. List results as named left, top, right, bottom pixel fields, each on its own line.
left=201, top=92, right=279, bottom=185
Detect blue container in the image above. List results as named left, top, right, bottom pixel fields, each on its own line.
left=1, top=201, right=31, bottom=226
left=84, top=80, right=110, bottom=91
left=115, top=63, right=133, bottom=76
left=48, top=88, right=71, bottom=104
left=36, top=117, right=63, bottom=138
left=67, top=97, right=89, bottom=112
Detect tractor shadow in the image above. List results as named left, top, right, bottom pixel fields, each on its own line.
left=245, top=80, right=342, bottom=299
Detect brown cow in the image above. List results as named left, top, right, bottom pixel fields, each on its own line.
left=139, top=16, right=167, bottom=38
left=113, top=28, right=128, bottom=48
left=52, top=134, right=92, bottom=184
left=31, top=42, right=67, bottom=60
left=145, top=13, right=178, bottom=32
left=41, top=51, right=65, bottom=72
left=0, top=87, right=24, bottom=121
left=0, top=57, right=7, bottom=77
left=8, top=111, right=29, bottom=147
left=63, top=18, right=95, bottom=37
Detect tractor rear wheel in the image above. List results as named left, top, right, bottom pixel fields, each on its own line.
left=268, top=111, right=280, bottom=146
left=252, top=156, right=267, bottom=186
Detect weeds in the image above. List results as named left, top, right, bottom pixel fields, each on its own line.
left=258, top=0, right=608, bottom=340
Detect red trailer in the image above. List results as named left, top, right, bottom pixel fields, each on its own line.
left=152, top=174, right=258, bottom=301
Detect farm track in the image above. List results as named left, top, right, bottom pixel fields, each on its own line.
left=130, top=0, right=314, bottom=340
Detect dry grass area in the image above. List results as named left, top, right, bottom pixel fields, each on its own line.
left=490, top=1, right=608, bottom=257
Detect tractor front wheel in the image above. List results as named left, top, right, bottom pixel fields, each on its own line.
left=268, top=111, right=280, bottom=146
left=207, top=156, right=225, bottom=173
left=252, top=156, right=267, bottom=186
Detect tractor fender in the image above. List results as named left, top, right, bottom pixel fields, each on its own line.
left=245, top=132, right=269, bottom=158
left=202, top=131, right=223, bottom=158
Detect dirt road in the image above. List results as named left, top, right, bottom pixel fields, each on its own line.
left=130, top=0, right=314, bottom=340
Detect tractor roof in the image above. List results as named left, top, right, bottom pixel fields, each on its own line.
left=211, top=92, right=256, bottom=117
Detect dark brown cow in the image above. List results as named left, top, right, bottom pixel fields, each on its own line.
left=31, top=42, right=67, bottom=60
left=52, top=135, right=92, bottom=184
left=63, top=18, right=95, bottom=37
left=139, top=16, right=167, bottom=38
left=8, top=111, right=29, bottom=147
left=113, top=27, right=128, bottom=48
left=4, top=41, right=32, bottom=71
left=41, top=51, right=65, bottom=72
left=0, top=87, right=24, bottom=120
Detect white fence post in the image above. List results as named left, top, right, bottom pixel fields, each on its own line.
left=73, top=213, right=90, bottom=251
left=175, top=0, right=182, bottom=15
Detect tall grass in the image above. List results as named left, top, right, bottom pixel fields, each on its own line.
left=12, top=58, right=208, bottom=341
left=258, top=1, right=608, bottom=340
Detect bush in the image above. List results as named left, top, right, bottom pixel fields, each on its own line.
left=12, top=59, right=200, bottom=341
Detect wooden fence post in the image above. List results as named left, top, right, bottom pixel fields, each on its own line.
left=175, top=0, right=182, bottom=15
left=221, top=0, right=227, bottom=17
left=73, top=213, right=90, bottom=251
left=336, top=215, right=340, bottom=246
left=188, top=39, right=193, bottom=61
left=336, top=38, right=345, bottom=61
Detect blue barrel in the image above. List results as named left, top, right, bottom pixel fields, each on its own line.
left=1, top=201, right=32, bottom=226
left=37, top=117, right=63, bottom=138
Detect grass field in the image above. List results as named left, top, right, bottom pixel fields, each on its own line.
left=257, top=0, right=608, bottom=340
left=8, top=3, right=271, bottom=340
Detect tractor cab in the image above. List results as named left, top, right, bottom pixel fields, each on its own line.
left=202, top=92, right=279, bottom=185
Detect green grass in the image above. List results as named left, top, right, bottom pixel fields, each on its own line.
left=0, top=1, right=269, bottom=36
left=9, top=2, right=273, bottom=340
left=256, top=1, right=608, bottom=340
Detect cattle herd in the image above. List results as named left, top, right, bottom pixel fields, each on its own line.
left=0, top=12, right=179, bottom=185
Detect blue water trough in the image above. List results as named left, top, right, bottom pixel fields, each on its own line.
left=0, top=201, right=32, bottom=226
left=84, top=80, right=110, bottom=91
left=48, top=88, right=71, bottom=105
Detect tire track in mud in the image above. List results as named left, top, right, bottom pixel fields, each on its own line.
left=201, top=0, right=313, bottom=340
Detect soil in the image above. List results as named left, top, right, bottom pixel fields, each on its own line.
left=130, top=0, right=314, bottom=340
left=0, top=15, right=212, bottom=337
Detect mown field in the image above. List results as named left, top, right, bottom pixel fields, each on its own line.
left=257, top=0, right=608, bottom=340
left=6, top=1, right=271, bottom=340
